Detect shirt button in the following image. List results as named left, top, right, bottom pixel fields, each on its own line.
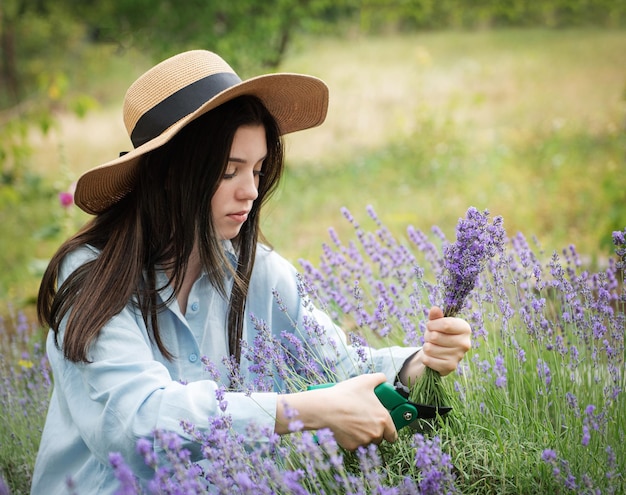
left=188, top=353, right=198, bottom=363
left=190, top=302, right=199, bottom=312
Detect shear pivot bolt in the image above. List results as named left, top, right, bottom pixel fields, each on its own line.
left=403, top=412, right=413, bottom=421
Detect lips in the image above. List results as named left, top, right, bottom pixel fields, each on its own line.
left=228, top=211, right=249, bottom=223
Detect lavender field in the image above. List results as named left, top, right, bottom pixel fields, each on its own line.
left=2, top=205, right=624, bottom=494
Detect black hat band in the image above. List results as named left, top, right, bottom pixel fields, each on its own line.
left=130, top=72, right=242, bottom=148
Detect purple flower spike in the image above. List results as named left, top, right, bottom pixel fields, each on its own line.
left=413, top=434, right=459, bottom=494
left=0, top=476, right=9, bottom=495
left=109, top=452, right=140, bottom=494
left=412, top=208, right=505, bottom=409
left=613, top=228, right=626, bottom=268
left=441, top=207, right=506, bottom=317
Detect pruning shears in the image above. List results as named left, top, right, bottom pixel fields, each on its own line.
left=308, top=382, right=452, bottom=431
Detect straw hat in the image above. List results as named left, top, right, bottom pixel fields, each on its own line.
left=74, top=49, right=329, bottom=214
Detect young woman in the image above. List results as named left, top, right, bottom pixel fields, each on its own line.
left=32, top=50, right=471, bottom=494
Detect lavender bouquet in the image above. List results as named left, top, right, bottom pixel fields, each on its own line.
left=409, top=207, right=506, bottom=413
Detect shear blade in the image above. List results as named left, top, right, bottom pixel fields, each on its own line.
left=414, top=403, right=452, bottom=420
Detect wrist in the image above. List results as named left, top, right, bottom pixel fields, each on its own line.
left=274, top=389, right=328, bottom=434
left=398, top=349, right=425, bottom=388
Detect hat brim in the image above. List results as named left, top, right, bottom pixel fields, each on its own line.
left=75, top=73, right=328, bottom=214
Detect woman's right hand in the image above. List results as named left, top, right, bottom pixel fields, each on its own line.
left=275, top=373, right=397, bottom=450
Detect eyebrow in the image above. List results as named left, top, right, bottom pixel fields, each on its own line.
left=227, top=155, right=268, bottom=164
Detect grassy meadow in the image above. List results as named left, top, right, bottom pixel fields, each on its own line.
left=1, top=28, right=625, bottom=493
left=18, top=28, right=626, bottom=278
left=272, top=28, right=626, bottom=265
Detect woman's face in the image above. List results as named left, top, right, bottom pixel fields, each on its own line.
left=211, top=124, right=267, bottom=240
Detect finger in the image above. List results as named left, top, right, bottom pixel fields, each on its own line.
left=364, top=374, right=397, bottom=443
left=423, top=337, right=470, bottom=370
left=426, top=328, right=472, bottom=350
left=423, top=334, right=471, bottom=358
left=421, top=354, right=460, bottom=376
left=428, top=306, right=444, bottom=321
left=382, top=420, right=398, bottom=444
left=427, top=316, right=472, bottom=336
left=422, top=340, right=467, bottom=368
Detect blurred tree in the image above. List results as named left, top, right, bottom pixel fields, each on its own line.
left=359, top=0, right=625, bottom=31
left=65, top=0, right=356, bottom=74
left=0, top=0, right=90, bottom=178
left=0, top=0, right=356, bottom=177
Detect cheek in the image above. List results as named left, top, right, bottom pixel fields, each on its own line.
left=211, top=182, right=227, bottom=208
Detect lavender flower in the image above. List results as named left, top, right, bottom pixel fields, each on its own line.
left=0, top=476, right=9, bottom=495
left=540, top=449, right=585, bottom=492
left=441, top=207, right=506, bottom=317
left=541, top=448, right=557, bottom=463
left=411, top=207, right=505, bottom=410
left=493, top=352, right=507, bottom=389
left=581, top=425, right=591, bottom=447
left=413, top=434, right=459, bottom=494
left=280, top=470, right=308, bottom=495
left=612, top=228, right=626, bottom=269
left=536, top=359, right=552, bottom=390
left=110, top=452, right=140, bottom=495
left=4, top=207, right=623, bottom=494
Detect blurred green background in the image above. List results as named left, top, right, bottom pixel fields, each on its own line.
left=1, top=0, right=625, bottom=314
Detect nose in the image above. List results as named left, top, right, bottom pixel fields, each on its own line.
left=236, top=171, right=259, bottom=201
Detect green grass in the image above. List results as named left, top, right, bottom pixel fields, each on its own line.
left=0, top=308, right=51, bottom=493
left=264, top=115, right=624, bottom=266
left=267, top=28, right=626, bottom=264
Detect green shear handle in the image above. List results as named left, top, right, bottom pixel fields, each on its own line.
left=308, top=381, right=451, bottom=431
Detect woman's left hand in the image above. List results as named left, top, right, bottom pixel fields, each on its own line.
left=399, top=306, right=472, bottom=384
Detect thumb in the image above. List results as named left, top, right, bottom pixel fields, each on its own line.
left=428, top=306, right=444, bottom=321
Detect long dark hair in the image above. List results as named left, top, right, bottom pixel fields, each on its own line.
left=38, top=95, right=284, bottom=364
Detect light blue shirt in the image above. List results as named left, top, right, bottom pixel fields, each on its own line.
left=31, top=243, right=419, bottom=494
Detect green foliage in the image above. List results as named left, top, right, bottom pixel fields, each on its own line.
left=359, top=0, right=626, bottom=31
left=0, top=0, right=101, bottom=190
left=64, top=0, right=350, bottom=73
left=0, top=1, right=85, bottom=108
left=0, top=28, right=622, bottom=316
left=0, top=170, right=58, bottom=301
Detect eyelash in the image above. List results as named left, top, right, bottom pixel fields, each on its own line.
left=223, top=170, right=265, bottom=180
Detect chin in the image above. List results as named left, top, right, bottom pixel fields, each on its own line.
left=220, top=230, right=241, bottom=241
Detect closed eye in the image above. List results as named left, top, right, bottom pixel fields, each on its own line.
left=223, top=155, right=266, bottom=180
left=222, top=169, right=265, bottom=180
